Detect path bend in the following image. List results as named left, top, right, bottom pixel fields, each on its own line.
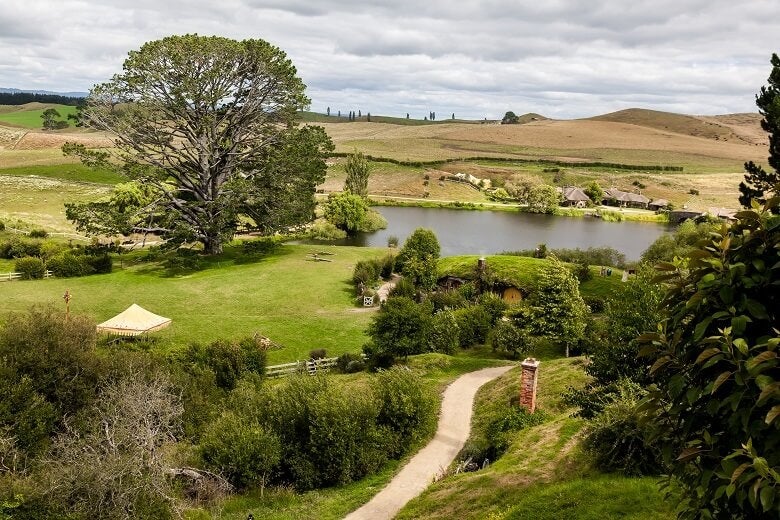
left=344, top=364, right=514, bottom=520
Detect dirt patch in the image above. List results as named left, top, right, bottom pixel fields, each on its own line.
left=14, top=131, right=112, bottom=150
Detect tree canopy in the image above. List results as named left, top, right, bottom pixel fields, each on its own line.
left=64, top=34, right=333, bottom=254
left=739, top=53, right=780, bottom=211
left=343, top=150, right=371, bottom=198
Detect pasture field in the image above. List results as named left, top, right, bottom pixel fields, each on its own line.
left=0, top=244, right=385, bottom=364
left=0, top=103, right=78, bottom=129
left=0, top=173, right=111, bottom=232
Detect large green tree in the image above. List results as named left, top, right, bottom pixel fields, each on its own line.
left=343, top=150, right=371, bottom=198
left=641, top=198, right=780, bottom=518
left=739, top=53, right=780, bottom=210
left=64, top=35, right=333, bottom=254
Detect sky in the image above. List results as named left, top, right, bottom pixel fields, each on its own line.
left=1, top=1, right=778, bottom=119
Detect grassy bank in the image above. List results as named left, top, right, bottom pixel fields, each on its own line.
left=395, top=357, right=673, bottom=519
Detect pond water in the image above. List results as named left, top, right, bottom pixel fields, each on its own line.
left=302, top=206, right=671, bottom=261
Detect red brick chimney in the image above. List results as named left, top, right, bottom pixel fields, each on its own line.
left=519, top=358, right=540, bottom=413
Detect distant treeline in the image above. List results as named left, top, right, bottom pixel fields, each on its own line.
left=328, top=152, right=684, bottom=172
left=0, top=92, right=84, bottom=106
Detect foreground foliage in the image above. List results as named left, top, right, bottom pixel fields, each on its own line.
left=641, top=198, right=780, bottom=519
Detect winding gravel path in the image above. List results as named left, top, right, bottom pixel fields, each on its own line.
left=344, top=365, right=514, bottom=520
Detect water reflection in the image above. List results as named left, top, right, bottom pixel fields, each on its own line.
left=298, top=206, right=671, bottom=261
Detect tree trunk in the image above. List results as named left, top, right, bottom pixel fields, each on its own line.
left=203, top=236, right=223, bottom=255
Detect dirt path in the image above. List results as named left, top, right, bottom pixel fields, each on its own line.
left=344, top=365, right=514, bottom=520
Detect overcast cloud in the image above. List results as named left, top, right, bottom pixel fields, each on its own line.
left=1, top=0, right=778, bottom=118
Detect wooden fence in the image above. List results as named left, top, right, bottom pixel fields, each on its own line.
left=266, top=356, right=340, bottom=377
left=0, top=270, right=53, bottom=282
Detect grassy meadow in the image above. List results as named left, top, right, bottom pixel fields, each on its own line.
left=0, top=103, right=77, bottom=129
left=0, top=244, right=389, bottom=364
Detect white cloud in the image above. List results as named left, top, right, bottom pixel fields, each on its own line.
left=0, top=0, right=777, bottom=118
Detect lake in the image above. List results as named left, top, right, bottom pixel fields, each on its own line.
left=304, top=206, right=671, bottom=261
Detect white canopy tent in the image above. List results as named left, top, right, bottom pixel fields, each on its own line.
left=96, top=304, right=172, bottom=336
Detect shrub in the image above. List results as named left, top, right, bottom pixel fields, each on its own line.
left=429, top=310, right=459, bottom=354
left=2, top=238, right=41, bottom=259
left=582, top=381, right=663, bottom=476
left=365, top=297, right=433, bottom=360
left=352, top=258, right=381, bottom=286
left=86, top=253, right=113, bottom=274
left=14, top=257, right=45, bottom=279
left=361, top=209, right=388, bottom=232
left=0, top=220, right=4, bottom=231
left=476, top=292, right=508, bottom=324
left=309, top=348, right=327, bottom=360
left=241, top=237, right=280, bottom=255
left=374, top=367, right=437, bottom=458
left=254, top=376, right=388, bottom=489
left=688, top=188, right=699, bottom=195
left=28, top=229, right=47, bottom=238
left=583, top=295, right=606, bottom=313
left=491, top=319, right=529, bottom=359
left=387, top=235, right=399, bottom=248
left=572, top=259, right=591, bottom=282
left=429, top=289, right=467, bottom=312
left=200, top=412, right=282, bottom=489
left=453, top=305, right=492, bottom=347
left=182, top=337, right=266, bottom=391
left=308, top=220, right=347, bottom=240
left=336, top=352, right=365, bottom=373
left=46, top=251, right=92, bottom=277
left=379, top=253, right=395, bottom=279
left=388, top=277, right=416, bottom=299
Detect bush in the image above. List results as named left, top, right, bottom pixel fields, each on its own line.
left=241, top=237, right=280, bottom=255
left=14, top=257, right=45, bottom=279
left=352, top=259, right=381, bottom=286
left=374, top=367, right=437, bottom=458
left=379, top=253, right=395, bottom=279
left=200, top=412, right=282, bottom=489
left=336, top=352, right=365, bottom=373
left=86, top=253, right=113, bottom=274
left=182, top=337, right=266, bottom=391
left=365, top=297, right=433, bottom=360
left=1, top=238, right=41, bottom=259
left=387, top=235, right=399, bottom=248
left=476, top=292, right=508, bottom=324
left=453, top=305, right=492, bottom=347
left=428, top=310, right=459, bottom=354
left=491, top=319, right=529, bottom=359
left=583, top=295, right=606, bottom=313
left=582, top=381, right=663, bottom=476
left=46, top=251, right=92, bottom=277
left=28, top=229, right=47, bottom=238
left=429, top=289, right=467, bottom=312
left=572, top=259, right=591, bottom=282
left=308, top=220, right=347, bottom=240
left=0, top=220, right=4, bottom=231
left=388, top=277, right=416, bottom=299
left=252, top=376, right=389, bottom=489
left=309, top=348, right=327, bottom=360
left=395, top=228, right=440, bottom=273
left=361, top=209, right=388, bottom=232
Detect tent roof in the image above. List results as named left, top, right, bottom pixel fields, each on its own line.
left=96, top=304, right=171, bottom=336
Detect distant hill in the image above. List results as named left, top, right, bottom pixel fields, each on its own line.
left=0, top=87, right=87, bottom=98
left=587, top=108, right=741, bottom=141
left=0, top=89, right=85, bottom=106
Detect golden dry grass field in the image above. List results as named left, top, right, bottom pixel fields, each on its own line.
left=0, top=105, right=770, bottom=232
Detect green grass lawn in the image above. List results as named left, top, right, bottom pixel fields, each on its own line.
left=0, top=244, right=388, bottom=364
left=0, top=104, right=77, bottom=129
left=438, top=255, right=548, bottom=290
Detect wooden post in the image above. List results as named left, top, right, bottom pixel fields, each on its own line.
left=519, top=358, right=540, bottom=413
